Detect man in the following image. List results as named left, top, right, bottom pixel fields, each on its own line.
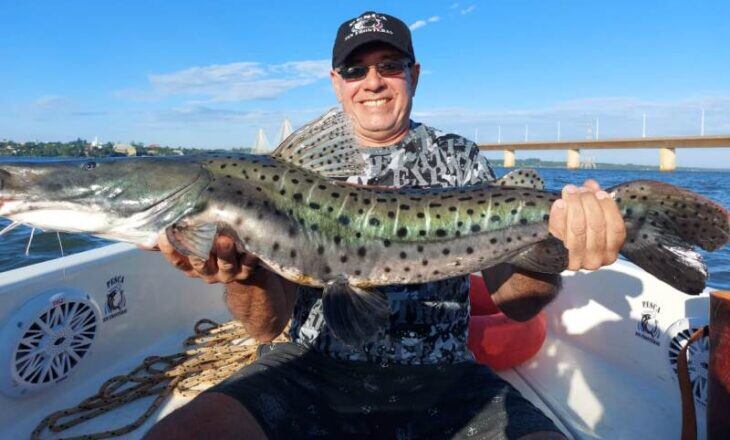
left=146, top=11, right=625, bottom=439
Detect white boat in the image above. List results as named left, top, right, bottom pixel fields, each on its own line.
left=0, top=244, right=711, bottom=439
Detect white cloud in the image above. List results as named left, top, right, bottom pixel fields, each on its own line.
left=31, top=95, right=72, bottom=111
left=461, top=5, right=476, bottom=15
left=450, top=3, right=460, bottom=9
left=409, top=16, right=441, bottom=31
left=145, top=59, right=330, bottom=103
left=409, top=20, right=427, bottom=31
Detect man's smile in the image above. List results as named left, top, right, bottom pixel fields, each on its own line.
left=360, top=98, right=391, bottom=107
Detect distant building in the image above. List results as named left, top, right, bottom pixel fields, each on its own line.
left=113, top=143, right=137, bottom=156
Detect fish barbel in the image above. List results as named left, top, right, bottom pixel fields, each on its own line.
left=0, top=110, right=728, bottom=343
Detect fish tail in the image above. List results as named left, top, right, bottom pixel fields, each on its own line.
left=610, top=180, right=729, bottom=294
left=322, top=280, right=389, bottom=345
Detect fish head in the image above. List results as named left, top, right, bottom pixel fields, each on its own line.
left=0, top=157, right=211, bottom=244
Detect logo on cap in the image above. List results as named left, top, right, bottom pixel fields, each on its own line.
left=345, top=13, right=393, bottom=41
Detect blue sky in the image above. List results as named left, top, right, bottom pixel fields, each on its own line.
left=1, top=1, right=729, bottom=167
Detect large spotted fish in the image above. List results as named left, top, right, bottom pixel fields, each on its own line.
left=0, top=110, right=727, bottom=343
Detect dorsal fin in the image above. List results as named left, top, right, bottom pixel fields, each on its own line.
left=495, top=169, right=544, bottom=189
left=271, top=108, right=366, bottom=178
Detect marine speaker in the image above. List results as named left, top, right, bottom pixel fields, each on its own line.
left=0, top=288, right=101, bottom=397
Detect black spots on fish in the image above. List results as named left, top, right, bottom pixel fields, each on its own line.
left=293, top=193, right=303, bottom=201
left=490, top=238, right=498, bottom=244
left=511, top=209, right=518, bottom=215
left=207, top=187, right=215, bottom=192
left=471, top=224, right=481, bottom=233
left=404, top=267, right=411, bottom=273
left=272, top=175, right=279, bottom=182
left=279, top=189, right=286, bottom=196
left=317, top=246, right=325, bottom=255
left=273, top=242, right=280, bottom=252
left=458, top=196, right=473, bottom=202
left=255, top=187, right=262, bottom=192
left=466, top=246, right=474, bottom=254
left=520, top=218, right=528, bottom=225
left=416, top=212, right=425, bottom=219
left=387, top=211, right=396, bottom=219
left=429, top=202, right=442, bottom=208
left=397, top=227, right=408, bottom=238
left=357, top=247, right=367, bottom=258
left=377, top=197, right=388, bottom=203
left=310, top=224, right=319, bottom=232
left=399, top=251, right=408, bottom=259
left=327, top=206, right=334, bottom=213
left=383, top=239, right=392, bottom=247
left=506, top=237, right=513, bottom=243
left=290, top=249, right=297, bottom=259
left=288, top=226, right=299, bottom=237
left=432, top=270, right=440, bottom=275
left=324, top=266, right=332, bottom=274
left=334, top=236, right=342, bottom=245
left=490, top=215, right=501, bottom=223
left=419, top=230, right=427, bottom=237
left=442, top=248, right=451, bottom=256
left=449, top=206, right=457, bottom=212
left=338, top=215, right=350, bottom=226
left=505, top=197, right=516, bottom=203
left=318, top=184, right=327, bottom=190
left=457, top=221, right=464, bottom=227
left=436, top=229, right=447, bottom=237
left=630, top=194, right=637, bottom=200
left=291, top=178, right=299, bottom=184
left=369, top=217, right=381, bottom=227
left=525, top=201, right=536, bottom=207
left=624, top=208, right=633, bottom=218
left=422, top=260, right=429, bottom=266
left=384, top=267, right=391, bottom=273
left=331, top=192, right=340, bottom=198
left=309, top=202, right=320, bottom=210
left=542, top=214, right=550, bottom=222
left=466, top=209, right=474, bottom=216
left=340, top=255, right=348, bottom=263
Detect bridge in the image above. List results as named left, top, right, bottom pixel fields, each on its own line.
left=477, top=135, right=730, bottom=171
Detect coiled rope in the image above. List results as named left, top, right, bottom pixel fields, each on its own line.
left=31, top=318, right=288, bottom=439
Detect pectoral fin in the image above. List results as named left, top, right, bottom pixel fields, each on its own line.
left=322, top=279, right=389, bottom=345
left=165, top=221, right=217, bottom=259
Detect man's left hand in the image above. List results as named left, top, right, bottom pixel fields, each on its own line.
left=548, top=179, right=626, bottom=271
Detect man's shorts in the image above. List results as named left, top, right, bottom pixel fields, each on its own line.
left=208, top=342, right=563, bottom=439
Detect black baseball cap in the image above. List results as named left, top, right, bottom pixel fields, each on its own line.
left=332, top=11, right=415, bottom=68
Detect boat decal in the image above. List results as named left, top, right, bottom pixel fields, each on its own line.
left=103, top=275, right=127, bottom=322
left=635, top=300, right=662, bottom=346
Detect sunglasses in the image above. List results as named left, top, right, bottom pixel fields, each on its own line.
left=336, top=59, right=412, bottom=81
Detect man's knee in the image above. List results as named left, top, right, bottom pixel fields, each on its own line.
left=143, top=392, right=267, bottom=440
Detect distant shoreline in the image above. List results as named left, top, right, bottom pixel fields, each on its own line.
left=1, top=139, right=727, bottom=172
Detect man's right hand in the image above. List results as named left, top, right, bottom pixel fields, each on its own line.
left=157, top=233, right=259, bottom=284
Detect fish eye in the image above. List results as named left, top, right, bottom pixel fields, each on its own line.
left=82, top=161, right=97, bottom=171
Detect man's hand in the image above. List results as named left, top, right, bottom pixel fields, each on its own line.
left=156, top=233, right=259, bottom=284
left=548, top=179, right=626, bottom=271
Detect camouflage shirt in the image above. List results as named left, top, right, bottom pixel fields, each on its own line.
left=290, top=121, right=496, bottom=365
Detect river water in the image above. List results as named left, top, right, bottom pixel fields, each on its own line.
left=0, top=166, right=728, bottom=290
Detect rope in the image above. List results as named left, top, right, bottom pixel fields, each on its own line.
left=31, top=318, right=289, bottom=440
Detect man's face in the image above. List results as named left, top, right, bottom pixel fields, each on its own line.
left=331, top=44, right=420, bottom=146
